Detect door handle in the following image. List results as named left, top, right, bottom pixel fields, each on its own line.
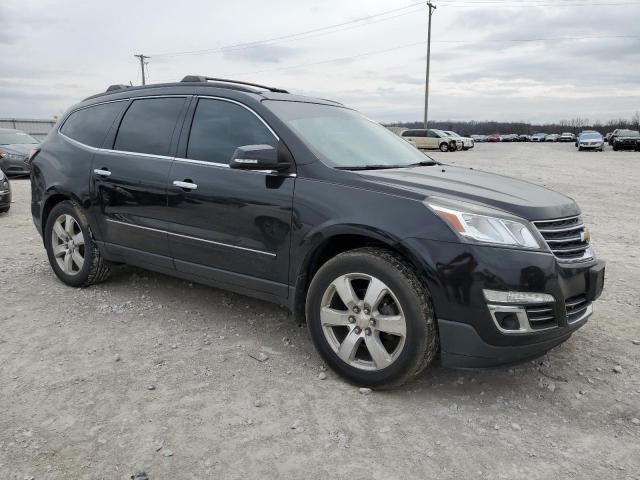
left=94, top=168, right=111, bottom=177
left=173, top=180, right=198, bottom=191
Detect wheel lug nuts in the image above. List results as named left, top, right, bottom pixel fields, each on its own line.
left=363, top=308, right=370, bottom=315
left=348, top=316, right=355, bottom=324
left=354, top=327, right=361, bottom=334
left=353, top=306, right=360, bottom=314
left=369, top=319, right=376, bottom=326
left=365, top=328, right=372, bottom=336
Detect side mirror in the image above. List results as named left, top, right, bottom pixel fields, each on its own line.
left=229, top=144, right=288, bottom=171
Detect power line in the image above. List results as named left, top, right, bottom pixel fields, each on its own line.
left=438, top=1, right=640, bottom=6
left=149, top=1, right=427, bottom=58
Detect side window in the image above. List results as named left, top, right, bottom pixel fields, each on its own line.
left=187, top=99, right=277, bottom=164
left=427, top=131, right=439, bottom=138
left=401, top=130, right=411, bottom=137
left=416, top=130, right=427, bottom=138
left=60, top=102, right=125, bottom=147
left=113, top=97, right=186, bottom=156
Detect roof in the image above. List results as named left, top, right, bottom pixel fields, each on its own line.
left=82, top=76, right=343, bottom=107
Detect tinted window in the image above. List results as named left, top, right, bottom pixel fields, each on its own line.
left=427, top=131, right=439, bottom=138
left=114, top=97, right=186, bottom=156
left=61, top=102, right=125, bottom=147
left=187, top=99, right=276, bottom=164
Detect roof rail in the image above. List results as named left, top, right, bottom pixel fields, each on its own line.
left=180, top=75, right=289, bottom=94
left=106, top=84, right=131, bottom=93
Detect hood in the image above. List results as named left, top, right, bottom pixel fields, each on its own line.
left=358, top=165, right=579, bottom=220
left=0, top=144, right=38, bottom=157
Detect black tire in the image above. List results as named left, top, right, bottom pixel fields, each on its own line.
left=613, top=143, right=618, bottom=151
left=578, top=146, right=583, bottom=151
left=44, top=200, right=111, bottom=287
left=0, top=205, right=9, bottom=214
left=306, top=247, right=438, bottom=389
left=450, top=142, right=458, bottom=152
left=439, top=142, right=449, bottom=152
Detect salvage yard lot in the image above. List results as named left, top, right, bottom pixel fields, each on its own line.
left=1, top=143, right=639, bottom=479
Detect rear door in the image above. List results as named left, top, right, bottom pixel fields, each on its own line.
left=166, top=97, right=295, bottom=298
left=91, top=96, right=189, bottom=267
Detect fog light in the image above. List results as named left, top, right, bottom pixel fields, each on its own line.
left=495, top=312, right=521, bottom=331
left=483, top=289, right=554, bottom=304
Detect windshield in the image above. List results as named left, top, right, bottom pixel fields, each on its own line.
left=265, top=101, right=436, bottom=169
left=620, top=130, right=640, bottom=137
left=0, top=130, right=39, bottom=145
left=582, top=133, right=602, bottom=140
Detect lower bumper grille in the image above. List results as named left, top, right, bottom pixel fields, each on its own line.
left=565, top=294, right=590, bottom=323
left=525, top=304, right=557, bottom=330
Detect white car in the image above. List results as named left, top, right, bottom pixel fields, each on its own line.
left=444, top=131, right=474, bottom=150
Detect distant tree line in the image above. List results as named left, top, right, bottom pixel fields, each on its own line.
left=385, top=112, right=640, bottom=135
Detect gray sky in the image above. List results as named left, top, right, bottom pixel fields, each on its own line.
left=1, top=0, right=639, bottom=123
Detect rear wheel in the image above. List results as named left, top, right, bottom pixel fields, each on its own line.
left=439, top=142, right=449, bottom=152
left=44, top=200, right=111, bottom=287
left=306, top=248, right=438, bottom=389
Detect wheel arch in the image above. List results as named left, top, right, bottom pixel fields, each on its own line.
left=40, top=189, right=85, bottom=240
left=291, top=226, right=432, bottom=323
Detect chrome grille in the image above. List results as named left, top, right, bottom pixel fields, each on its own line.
left=525, top=304, right=557, bottom=330
left=533, top=216, right=592, bottom=262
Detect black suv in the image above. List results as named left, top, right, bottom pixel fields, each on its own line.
left=30, top=76, right=605, bottom=388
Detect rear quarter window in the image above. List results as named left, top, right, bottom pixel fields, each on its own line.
left=60, top=102, right=126, bottom=147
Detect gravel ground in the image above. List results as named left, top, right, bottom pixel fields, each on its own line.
left=1, top=143, right=639, bottom=480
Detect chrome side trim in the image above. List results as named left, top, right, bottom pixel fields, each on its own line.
left=105, top=218, right=276, bottom=257
left=537, top=224, right=585, bottom=234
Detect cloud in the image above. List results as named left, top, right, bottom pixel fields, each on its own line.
left=223, top=44, right=301, bottom=64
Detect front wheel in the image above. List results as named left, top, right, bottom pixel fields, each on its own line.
left=439, top=142, right=449, bottom=152
left=306, top=248, right=438, bottom=389
left=44, top=200, right=111, bottom=287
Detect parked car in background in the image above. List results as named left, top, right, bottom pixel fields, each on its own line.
left=443, top=131, right=474, bottom=150
left=486, top=134, right=501, bottom=142
left=577, top=132, right=604, bottom=151
left=401, top=129, right=462, bottom=152
left=0, top=169, right=11, bottom=213
left=604, top=132, right=612, bottom=143
left=501, top=134, right=518, bottom=142
left=559, top=132, right=576, bottom=142
left=576, top=130, right=600, bottom=147
left=610, top=129, right=640, bottom=151
left=0, top=128, right=39, bottom=176
left=545, top=134, right=560, bottom=142
left=517, top=135, right=532, bottom=142
left=29, top=76, right=606, bottom=388
left=532, top=133, right=547, bottom=142
left=471, top=134, right=487, bottom=142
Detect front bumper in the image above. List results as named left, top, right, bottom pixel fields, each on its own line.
left=579, top=143, right=603, bottom=149
left=0, top=157, right=30, bottom=176
left=400, top=238, right=605, bottom=368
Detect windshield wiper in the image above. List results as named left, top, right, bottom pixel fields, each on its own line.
left=407, top=160, right=439, bottom=167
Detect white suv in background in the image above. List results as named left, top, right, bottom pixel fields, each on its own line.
left=443, top=131, right=475, bottom=151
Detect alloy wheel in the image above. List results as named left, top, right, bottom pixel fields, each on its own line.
left=320, top=273, right=407, bottom=371
left=51, top=214, right=85, bottom=275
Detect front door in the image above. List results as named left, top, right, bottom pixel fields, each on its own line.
left=92, top=96, right=189, bottom=267
left=167, top=97, right=294, bottom=298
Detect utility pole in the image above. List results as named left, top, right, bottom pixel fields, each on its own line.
left=424, top=1, right=436, bottom=129
left=134, top=54, right=151, bottom=85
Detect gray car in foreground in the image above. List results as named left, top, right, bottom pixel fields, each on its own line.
left=0, top=128, right=39, bottom=176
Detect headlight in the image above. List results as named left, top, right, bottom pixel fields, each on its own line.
left=424, top=197, right=543, bottom=249
left=0, top=152, right=25, bottom=161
